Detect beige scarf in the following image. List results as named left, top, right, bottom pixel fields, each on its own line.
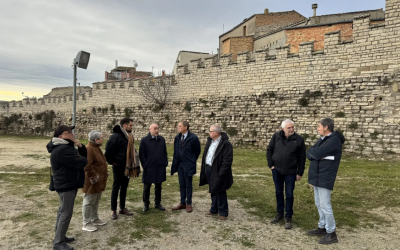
left=120, top=125, right=140, bottom=178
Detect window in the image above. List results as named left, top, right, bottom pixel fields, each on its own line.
left=243, top=26, right=246, bottom=36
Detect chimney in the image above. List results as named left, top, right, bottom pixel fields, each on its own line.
left=115, top=60, right=118, bottom=69
left=312, top=4, right=318, bottom=17
left=264, top=8, right=269, bottom=14
left=162, top=70, right=165, bottom=76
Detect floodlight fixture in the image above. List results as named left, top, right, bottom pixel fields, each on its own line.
left=74, top=51, right=90, bottom=69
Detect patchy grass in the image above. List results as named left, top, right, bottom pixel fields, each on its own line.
left=0, top=135, right=400, bottom=248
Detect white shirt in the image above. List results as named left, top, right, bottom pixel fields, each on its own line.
left=206, top=136, right=221, bottom=166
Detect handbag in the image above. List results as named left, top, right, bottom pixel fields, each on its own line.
left=49, top=167, right=55, bottom=191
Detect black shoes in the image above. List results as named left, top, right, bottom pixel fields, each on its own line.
left=284, top=217, right=292, bottom=229
left=270, top=213, right=284, bottom=224
left=307, top=227, right=327, bottom=236
left=155, top=203, right=165, bottom=211
left=143, top=204, right=149, bottom=212
left=65, top=237, right=75, bottom=243
left=318, top=231, right=339, bottom=244
left=53, top=243, right=74, bottom=250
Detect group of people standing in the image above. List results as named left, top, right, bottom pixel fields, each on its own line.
left=47, top=117, right=344, bottom=250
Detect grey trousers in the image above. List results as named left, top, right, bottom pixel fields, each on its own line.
left=82, top=192, right=102, bottom=226
left=53, top=189, right=77, bottom=246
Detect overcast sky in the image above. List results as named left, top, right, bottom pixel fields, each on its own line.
left=0, top=0, right=385, bottom=101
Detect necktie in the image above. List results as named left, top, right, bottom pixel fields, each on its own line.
left=181, top=136, right=184, bottom=148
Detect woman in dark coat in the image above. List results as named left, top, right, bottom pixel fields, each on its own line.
left=199, top=125, right=233, bottom=220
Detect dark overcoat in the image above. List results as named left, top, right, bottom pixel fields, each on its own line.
left=199, top=132, right=233, bottom=193
left=104, top=125, right=128, bottom=167
left=307, top=131, right=345, bottom=190
left=266, top=130, right=306, bottom=176
left=139, top=133, right=168, bottom=184
left=171, top=131, right=201, bottom=177
left=46, top=139, right=88, bottom=192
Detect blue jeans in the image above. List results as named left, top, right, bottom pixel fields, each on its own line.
left=314, top=186, right=336, bottom=233
left=178, top=166, right=193, bottom=205
left=271, top=169, right=296, bottom=218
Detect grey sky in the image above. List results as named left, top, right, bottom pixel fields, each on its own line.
left=0, top=0, right=385, bottom=101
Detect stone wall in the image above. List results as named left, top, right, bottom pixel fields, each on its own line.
left=1, top=0, right=400, bottom=155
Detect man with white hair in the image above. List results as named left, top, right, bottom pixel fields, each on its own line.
left=139, top=123, right=168, bottom=212
left=266, top=119, right=306, bottom=229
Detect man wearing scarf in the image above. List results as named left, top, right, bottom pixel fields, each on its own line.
left=105, top=118, right=140, bottom=220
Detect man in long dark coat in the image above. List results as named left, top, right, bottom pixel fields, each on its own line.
left=171, top=121, right=201, bottom=213
left=139, top=123, right=168, bottom=212
left=199, top=124, right=233, bottom=221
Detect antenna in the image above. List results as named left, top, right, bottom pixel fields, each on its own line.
left=133, top=60, right=138, bottom=68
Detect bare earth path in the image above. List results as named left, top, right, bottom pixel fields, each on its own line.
left=0, top=137, right=399, bottom=249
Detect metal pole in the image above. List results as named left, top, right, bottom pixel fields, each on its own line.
left=72, top=62, right=77, bottom=134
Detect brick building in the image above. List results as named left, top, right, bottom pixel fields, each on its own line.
left=219, top=9, right=306, bottom=60
left=285, top=8, right=385, bottom=53
left=105, top=66, right=152, bottom=81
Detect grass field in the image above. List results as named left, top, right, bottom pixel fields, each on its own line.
left=0, top=134, right=399, bottom=249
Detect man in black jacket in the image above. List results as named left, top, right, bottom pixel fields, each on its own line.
left=199, top=124, right=233, bottom=221
left=266, top=119, right=306, bottom=229
left=171, top=121, right=201, bottom=213
left=105, top=118, right=134, bottom=220
left=306, top=118, right=345, bottom=245
left=139, top=123, right=168, bottom=212
left=47, top=125, right=88, bottom=250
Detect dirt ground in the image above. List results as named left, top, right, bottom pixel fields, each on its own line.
left=0, top=137, right=399, bottom=250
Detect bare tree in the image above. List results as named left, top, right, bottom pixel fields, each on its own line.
left=138, top=76, right=175, bottom=109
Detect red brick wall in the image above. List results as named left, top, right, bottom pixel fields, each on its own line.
left=222, top=39, right=231, bottom=55
left=224, top=37, right=254, bottom=61
left=285, top=23, right=353, bottom=53
left=255, top=12, right=306, bottom=35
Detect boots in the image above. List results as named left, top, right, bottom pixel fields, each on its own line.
left=155, top=202, right=165, bottom=211
left=307, top=227, right=327, bottom=236
left=270, top=213, right=284, bottom=224
left=318, top=231, right=338, bottom=244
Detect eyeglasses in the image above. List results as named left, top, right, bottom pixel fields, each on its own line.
left=209, top=131, right=216, bottom=133
left=62, top=131, right=73, bottom=135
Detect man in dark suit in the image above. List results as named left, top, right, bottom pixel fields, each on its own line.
left=199, top=124, right=233, bottom=221
left=171, top=121, right=201, bottom=213
left=139, top=123, right=168, bottom=212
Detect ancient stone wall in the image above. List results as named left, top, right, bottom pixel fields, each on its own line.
left=1, top=0, right=400, bottom=155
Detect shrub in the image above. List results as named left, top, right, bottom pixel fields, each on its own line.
left=251, top=130, right=257, bottom=137
left=370, top=131, right=380, bottom=140
left=268, top=92, right=276, bottom=98
left=348, top=122, right=358, bottom=130
left=92, top=107, right=96, bottom=114
left=28, top=115, right=32, bottom=120
left=298, top=98, right=309, bottom=107
left=310, top=91, right=322, bottom=98
left=335, top=111, right=345, bottom=118
left=165, top=114, right=170, bottom=122
left=226, top=127, right=238, bottom=137
left=124, top=108, right=133, bottom=118
left=184, top=102, right=192, bottom=112
left=256, top=99, right=262, bottom=105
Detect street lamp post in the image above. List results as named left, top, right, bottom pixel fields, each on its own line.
left=72, top=51, right=90, bottom=133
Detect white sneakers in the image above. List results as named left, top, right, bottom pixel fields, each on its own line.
left=82, top=223, right=97, bottom=232
left=92, top=219, right=107, bottom=226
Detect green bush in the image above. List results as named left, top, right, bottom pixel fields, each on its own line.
left=184, top=102, right=191, bottom=112
left=226, top=127, right=238, bottom=137
left=335, top=111, right=345, bottom=118
left=348, top=122, right=358, bottom=130
left=298, top=98, right=309, bottom=107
